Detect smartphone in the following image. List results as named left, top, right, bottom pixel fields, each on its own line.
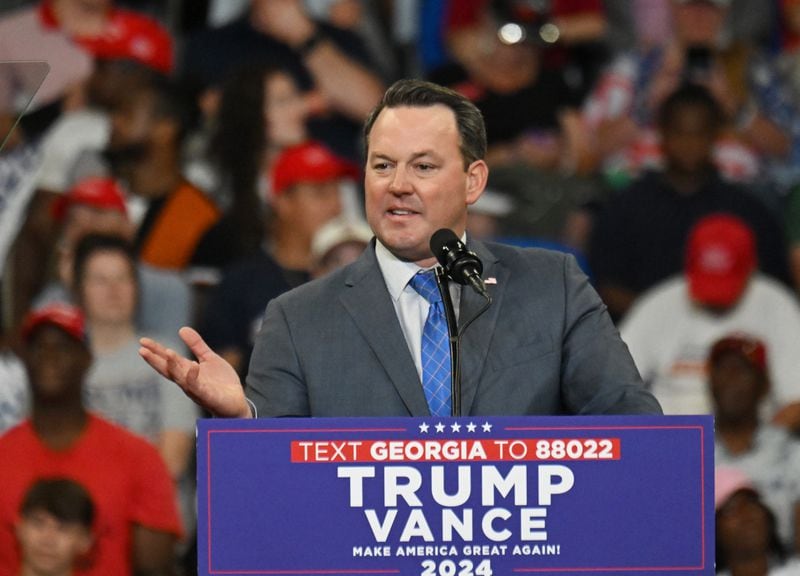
left=685, top=45, right=713, bottom=82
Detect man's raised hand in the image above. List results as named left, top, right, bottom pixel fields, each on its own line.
left=139, top=326, right=252, bottom=418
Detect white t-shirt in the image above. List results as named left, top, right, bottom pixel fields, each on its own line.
left=0, top=351, right=28, bottom=433
left=620, top=274, right=800, bottom=416
left=84, top=336, right=198, bottom=440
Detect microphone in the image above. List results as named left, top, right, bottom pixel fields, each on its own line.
left=430, top=229, right=490, bottom=299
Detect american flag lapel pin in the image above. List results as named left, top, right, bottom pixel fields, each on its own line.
left=485, top=277, right=497, bottom=285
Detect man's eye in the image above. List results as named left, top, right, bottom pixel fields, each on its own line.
left=416, top=163, right=434, bottom=171
left=372, top=162, right=390, bottom=171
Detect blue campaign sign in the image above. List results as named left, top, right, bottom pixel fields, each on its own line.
left=197, top=415, right=714, bottom=575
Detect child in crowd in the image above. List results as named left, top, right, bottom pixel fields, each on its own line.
left=15, top=478, right=94, bottom=576
left=715, top=466, right=800, bottom=574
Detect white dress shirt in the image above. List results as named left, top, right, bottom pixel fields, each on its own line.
left=374, top=239, right=461, bottom=382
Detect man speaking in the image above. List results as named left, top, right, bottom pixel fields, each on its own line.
left=139, top=79, right=661, bottom=418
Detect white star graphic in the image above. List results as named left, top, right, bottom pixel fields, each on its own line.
left=435, top=422, right=446, bottom=433
left=450, top=422, right=462, bottom=433
left=481, top=422, right=493, bottom=432
left=419, top=422, right=430, bottom=433
left=466, top=422, right=477, bottom=433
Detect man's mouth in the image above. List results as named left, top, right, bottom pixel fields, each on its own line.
left=387, top=209, right=418, bottom=216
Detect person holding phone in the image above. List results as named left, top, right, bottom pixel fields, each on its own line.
left=579, top=0, right=797, bottom=191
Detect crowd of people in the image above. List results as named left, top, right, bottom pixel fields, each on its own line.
left=2, top=0, right=800, bottom=573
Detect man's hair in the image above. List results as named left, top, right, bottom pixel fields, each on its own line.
left=20, top=478, right=95, bottom=528
left=363, top=79, right=487, bottom=170
left=657, top=82, right=725, bottom=132
left=73, top=233, right=139, bottom=292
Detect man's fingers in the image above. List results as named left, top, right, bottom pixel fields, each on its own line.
left=178, top=326, right=216, bottom=362
left=139, top=336, right=168, bottom=356
left=139, top=336, right=194, bottom=387
left=139, top=336, right=187, bottom=374
left=139, top=345, right=171, bottom=380
left=164, top=346, right=196, bottom=387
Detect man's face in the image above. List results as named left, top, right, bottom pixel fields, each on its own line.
left=16, top=510, right=92, bottom=575
left=23, top=327, right=91, bottom=404
left=364, top=105, right=486, bottom=266
left=78, top=250, right=138, bottom=328
left=274, top=181, right=342, bottom=242
left=710, top=353, right=765, bottom=421
left=661, top=104, right=716, bottom=174
left=716, top=491, right=771, bottom=560
left=106, top=92, right=156, bottom=183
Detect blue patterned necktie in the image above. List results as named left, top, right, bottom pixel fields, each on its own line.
left=409, top=270, right=452, bottom=417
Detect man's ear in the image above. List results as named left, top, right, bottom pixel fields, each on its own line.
left=76, top=527, right=94, bottom=556
left=465, top=159, right=488, bottom=206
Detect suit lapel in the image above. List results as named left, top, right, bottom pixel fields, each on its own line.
left=459, top=240, right=505, bottom=415
left=339, top=245, right=431, bottom=416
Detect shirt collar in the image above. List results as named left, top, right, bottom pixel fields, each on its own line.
left=375, top=240, right=427, bottom=302
left=374, top=233, right=468, bottom=302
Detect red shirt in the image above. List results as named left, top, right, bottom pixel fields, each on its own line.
left=0, top=415, right=182, bottom=576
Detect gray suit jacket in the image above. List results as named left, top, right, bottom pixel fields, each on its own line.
left=245, top=240, right=662, bottom=417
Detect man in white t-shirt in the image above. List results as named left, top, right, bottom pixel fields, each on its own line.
left=620, top=213, right=800, bottom=431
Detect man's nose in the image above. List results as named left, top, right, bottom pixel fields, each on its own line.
left=388, top=167, right=411, bottom=194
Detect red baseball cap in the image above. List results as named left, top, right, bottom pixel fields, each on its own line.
left=78, top=9, right=174, bottom=74
left=52, top=177, right=128, bottom=222
left=685, top=214, right=756, bottom=307
left=21, top=304, right=87, bottom=344
left=709, top=333, right=768, bottom=376
left=271, top=141, right=360, bottom=196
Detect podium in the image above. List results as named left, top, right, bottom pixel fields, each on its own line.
left=197, top=415, right=714, bottom=575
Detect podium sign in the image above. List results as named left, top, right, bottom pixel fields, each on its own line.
left=197, top=415, right=713, bottom=575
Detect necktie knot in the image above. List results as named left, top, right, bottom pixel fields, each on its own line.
left=410, top=270, right=442, bottom=305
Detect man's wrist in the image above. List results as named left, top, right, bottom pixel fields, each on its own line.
left=217, top=397, right=255, bottom=419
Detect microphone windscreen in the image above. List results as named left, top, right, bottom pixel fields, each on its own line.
left=430, top=228, right=459, bottom=264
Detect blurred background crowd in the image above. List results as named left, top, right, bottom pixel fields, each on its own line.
left=2, top=0, right=800, bottom=573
